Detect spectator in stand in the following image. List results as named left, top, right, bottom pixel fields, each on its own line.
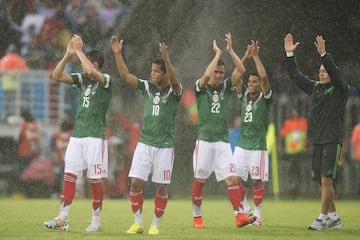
left=229, top=115, right=241, bottom=153
left=64, top=0, right=84, bottom=33
left=0, top=43, right=27, bottom=71
left=78, top=2, right=102, bottom=50
left=0, top=44, right=28, bottom=116
left=98, top=0, right=126, bottom=35
left=23, top=33, right=46, bottom=69
left=36, top=0, right=57, bottom=19
left=280, top=107, right=308, bottom=197
left=351, top=116, right=360, bottom=162
left=350, top=114, right=360, bottom=196
left=114, top=112, right=142, bottom=196
left=51, top=118, right=74, bottom=193
left=13, top=109, right=42, bottom=197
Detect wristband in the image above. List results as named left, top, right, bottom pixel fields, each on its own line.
left=286, top=52, right=294, bottom=57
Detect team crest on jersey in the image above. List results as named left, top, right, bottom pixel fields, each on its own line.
left=212, top=91, right=219, bottom=103
left=246, top=100, right=252, bottom=112
left=84, top=86, right=91, bottom=96
left=153, top=94, right=161, bottom=104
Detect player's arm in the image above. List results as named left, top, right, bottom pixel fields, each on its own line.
left=159, top=42, right=182, bottom=95
left=251, top=40, right=270, bottom=94
left=199, top=40, right=221, bottom=89
left=111, top=36, right=138, bottom=88
left=52, top=38, right=75, bottom=84
left=234, top=45, right=251, bottom=94
left=72, top=35, right=105, bottom=85
left=226, top=32, right=245, bottom=86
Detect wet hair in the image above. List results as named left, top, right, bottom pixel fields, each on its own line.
left=152, top=58, right=166, bottom=73
left=249, top=72, right=260, bottom=79
left=217, top=59, right=225, bottom=67
left=86, top=50, right=104, bottom=69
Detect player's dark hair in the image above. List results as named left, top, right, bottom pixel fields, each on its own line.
left=153, top=58, right=166, bottom=73
left=86, top=50, right=104, bottom=69
left=249, top=72, right=260, bottom=79
left=217, top=59, right=225, bottom=67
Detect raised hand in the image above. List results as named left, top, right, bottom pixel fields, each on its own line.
left=247, top=40, right=259, bottom=58
left=72, top=34, right=83, bottom=51
left=225, top=32, right=233, bottom=53
left=111, top=36, right=123, bottom=54
left=314, top=35, right=326, bottom=56
left=213, top=40, right=221, bottom=55
left=284, top=33, right=300, bottom=53
left=66, top=38, right=76, bottom=56
left=159, top=42, right=169, bottom=61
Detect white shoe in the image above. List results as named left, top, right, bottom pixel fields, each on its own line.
left=326, top=218, right=343, bottom=229
left=86, top=223, right=101, bottom=232
left=252, top=219, right=262, bottom=226
left=44, top=216, right=69, bottom=231
left=308, top=218, right=326, bottom=230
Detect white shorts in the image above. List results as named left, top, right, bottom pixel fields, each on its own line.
left=64, top=137, right=108, bottom=179
left=193, top=140, right=237, bottom=182
left=129, top=142, right=174, bottom=184
left=233, top=146, right=269, bottom=182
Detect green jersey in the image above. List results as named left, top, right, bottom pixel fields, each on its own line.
left=70, top=73, right=112, bottom=139
left=137, top=79, right=182, bottom=148
left=195, top=78, right=233, bottom=142
left=237, top=87, right=272, bottom=150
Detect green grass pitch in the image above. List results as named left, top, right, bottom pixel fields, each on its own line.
left=0, top=198, right=359, bottom=239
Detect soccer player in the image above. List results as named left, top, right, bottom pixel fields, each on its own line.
left=44, top=34, right=113, bottom=232
left=284, top=33, right=348, bottom=230
left=233, top=40, right=272, bottom=226
left=191, top=33, right=257, bottom=229
left=111, top=36, right=183, bottom=235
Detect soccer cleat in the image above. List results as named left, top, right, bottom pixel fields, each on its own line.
left=326, top=218, right=343, bottom=229
left=252, top=219, right=262, bottom=226
left=246, top=209, right=254, bottom=217
left=44, top=216, right=69, bottom=231
left=236, top=213, right=257, bottom=227
left=86, top=223, right=101, bottom=232
left=193, top=217, right=206, bottom=228
left=308, top=218, right=326, bottom=230
left=148, top=225, right=160, bottom=235
left=126, top=223, right=144, bottom=234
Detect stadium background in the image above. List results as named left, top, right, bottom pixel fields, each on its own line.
left=0, top=0, right=359, bottom=198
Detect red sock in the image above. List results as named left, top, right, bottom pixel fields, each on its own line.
left=227, top=184, right=243, bottom=211
left=60, top=173, right=77, bottom=206
left=238, top=182, right=246, bottom=201
left=192, top=179, right=206, bottom=207
left=154, top=193, right=168, bottom=217
left=130, top=189, right=143, bottom=213
left=253, top=185, right=264, bottom=206
left=89, top=179, right=104, bottom=210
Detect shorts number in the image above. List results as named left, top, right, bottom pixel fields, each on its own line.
left=229, top=163, right=237, bottom=173
left=251, top=166, right=259, bottom=177
left=163, top=170, right=171, bottom=181
left=93, top=164, right=102, bottom=175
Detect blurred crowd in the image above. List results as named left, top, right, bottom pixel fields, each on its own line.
left=0, top=0, right=128, bottom=70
